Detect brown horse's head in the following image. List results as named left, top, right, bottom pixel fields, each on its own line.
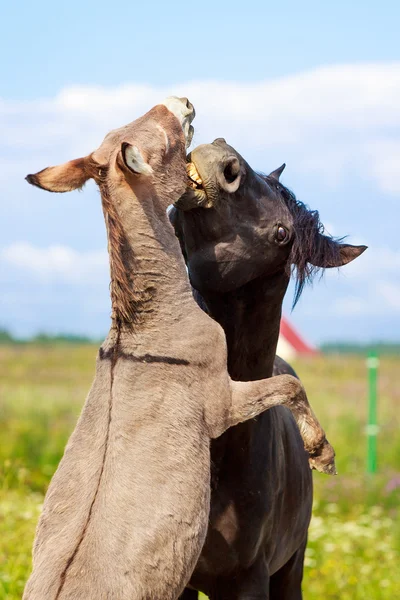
left=26, top=96, right=195, bottom=209
left=26, top=97, right=196, bottom=324
left=172, top=138, right=366, bottom=303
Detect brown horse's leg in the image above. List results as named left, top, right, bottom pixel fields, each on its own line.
left=269, top=539, right=307, bottom=600
left=179, top=589, right=198, bottom=600
left=225, top=376, right=336, bottom=475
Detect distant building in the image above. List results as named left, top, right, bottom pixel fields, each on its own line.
left=276, top=316, right=318, bottom=360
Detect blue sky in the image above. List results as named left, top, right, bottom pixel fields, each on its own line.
left=2, top=1, right=399, bottom=97
left=1, top=1, right=400, bottom=343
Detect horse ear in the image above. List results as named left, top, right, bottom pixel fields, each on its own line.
left=26, top=156, right=91, bottom=193
left=268, top=163, right=286, bottom=181
left=310, top=238, right=367, bottom=268
left=121, top=143, right=153, bottom=175
left=334, top=243, right=368, bottom=266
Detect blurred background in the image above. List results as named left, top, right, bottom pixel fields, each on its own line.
left=1, top=1, right=399, bottom=599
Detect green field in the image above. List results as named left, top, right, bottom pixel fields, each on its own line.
left=1, top=345, right=399, bottom=599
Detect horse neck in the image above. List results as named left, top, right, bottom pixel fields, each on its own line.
left=201, top=271, right=290, bottom=458
left=201, top=270, right=290, bottom=381
left=101, top=185, right=194, bottom=337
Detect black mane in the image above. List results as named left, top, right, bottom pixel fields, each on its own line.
left=264, top=176, right=344, bottom=307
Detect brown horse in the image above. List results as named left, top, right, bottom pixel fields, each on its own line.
left=23, top=105, right=335, bottom=600
left=171, top=138, right=367, bottom=600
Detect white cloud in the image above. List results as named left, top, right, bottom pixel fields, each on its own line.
left=1, top=239, right=399, bottom=340
left=333, top=297, right=370, bottom=316
left=1, top=242, right=108, bottom=285
left=331, top=246, right=400, bottom=280
left=1, top=62, right=400, bottom=192
left=290, top=244, right=400, bottom=320
left=1, top=65, right=400, bottom=339
left=378, top=282, right=400, bottom=311
left=2, top=241, right=398, bottom=317
left=321, top=246, right=400, bottom=317
left=364, top=140, right=400, bottom=195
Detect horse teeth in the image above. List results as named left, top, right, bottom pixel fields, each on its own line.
left=186, top=163, right=203, bottom=185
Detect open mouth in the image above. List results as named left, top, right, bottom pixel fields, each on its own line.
left=187, top=162, right=203, bottom=190
left=185, top=162, right=212, bottom=208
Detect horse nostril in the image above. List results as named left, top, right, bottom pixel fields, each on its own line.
left=223, top=158, right=240, bottom=184
left=217, top=156, right=242, bottom=193
left=180, top=97, right=191, bottom=110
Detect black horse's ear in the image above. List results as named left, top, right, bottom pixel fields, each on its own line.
left=329, top=243, right=368, bottom=267
left=268, top=163, right=286, bottom=181
left=310, top=239, right=367, bottom=268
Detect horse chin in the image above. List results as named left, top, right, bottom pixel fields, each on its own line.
left=175, top=187, right=213, bottom=211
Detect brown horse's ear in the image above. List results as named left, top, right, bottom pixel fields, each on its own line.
left=26, top=156, right=92, bottom=193
left=269, top=163, right=286, bottom=181
left=121, top=143, right=153, bottom=175
left=310, top=239, right=367, bottom=268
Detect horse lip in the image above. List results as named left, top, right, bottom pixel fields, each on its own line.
left=187, top=162, right=203, bottom=187
left=183, top=159, right=214, bottom=209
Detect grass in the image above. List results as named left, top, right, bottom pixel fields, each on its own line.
left=1, top=345, right=399, bottom=599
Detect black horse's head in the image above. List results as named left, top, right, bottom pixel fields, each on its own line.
left=171, top=138, right=366, bottom=303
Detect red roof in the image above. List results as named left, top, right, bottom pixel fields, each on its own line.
left=280, top=316, right=317, bottom=355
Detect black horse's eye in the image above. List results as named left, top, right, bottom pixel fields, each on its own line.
left=276, top=226, right=288, bottom=243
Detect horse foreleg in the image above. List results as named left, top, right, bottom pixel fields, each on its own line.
left=269, top=539, right=307, bottom=600
left=179, top=589, right=198, bottom=600
left=210, top=556, right=270, bottom=600
left=227, top=375, right=336, bottom=475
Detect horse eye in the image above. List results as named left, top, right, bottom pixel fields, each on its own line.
left=276, top=226, right=288, bottom=242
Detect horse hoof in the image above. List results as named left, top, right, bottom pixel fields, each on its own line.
left=308, top=439, right=337, bottom=476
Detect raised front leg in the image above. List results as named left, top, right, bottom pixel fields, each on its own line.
left=206, top=374, right=335, bottom=475
left=230, top=375, right=335, bottom=474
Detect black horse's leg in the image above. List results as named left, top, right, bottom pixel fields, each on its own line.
left=179, top=589, right=198, bottom=600
left=209, top=557, right=269, bottom=600
left=269, top=539, right=307, bottom=600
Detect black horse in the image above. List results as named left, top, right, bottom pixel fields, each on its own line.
left=171, top=138, right=366, bottom=600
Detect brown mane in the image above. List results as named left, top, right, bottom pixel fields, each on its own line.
left=93, top=163, right=153, bottom=326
